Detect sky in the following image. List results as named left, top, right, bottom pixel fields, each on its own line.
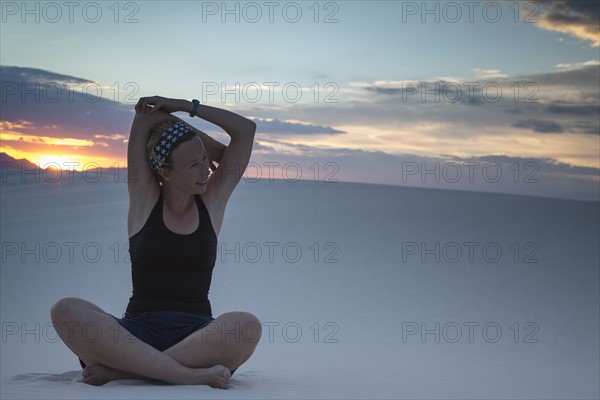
left=1, top=0, right=599, bottom=200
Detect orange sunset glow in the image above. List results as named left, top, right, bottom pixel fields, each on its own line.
left=1, top=120, right=128, bottom=170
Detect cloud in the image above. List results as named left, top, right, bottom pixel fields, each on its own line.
left=0, top=66, right=346, bottom=146
left=93, top=134, right=128, bottom=141
left=232, top=61, right=599, bottom=194
left=0, top=66, right=135, bottom=143
left=545, top=104, right=600, bottom=116
left=534, top=0, right=600, bottom=47
left=471, top=68, right=508, bottom=79
left=567, top=121, right=599, bottom=135
left=361, top=79, right=487, bottom=105
left=307, top=62, right=599, bottom=138
left=249, top=116, right=346, bottom=135
left=2, top=65, right=598, bottom=200
left=360, top=61, right=600, bottom=107
left=1, top=131, right=96, bottom=146
left=1, top=65, right=94, bottom=86
left=518, top=61, right=599, bottom=91
left=246, top=139, right=599, bottom=201
left=554, top=60, right=600, bottom=72
left=512, top=119, right=565, bottom=133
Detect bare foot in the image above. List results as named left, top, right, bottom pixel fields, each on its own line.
left=189, top=365, right=232, bottom=389
left=82, top=363, right=232, bottom=389
left=81, top=364, right=124, bottom=386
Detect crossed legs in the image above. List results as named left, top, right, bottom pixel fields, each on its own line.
left=50, top=297, right=262, bottom=389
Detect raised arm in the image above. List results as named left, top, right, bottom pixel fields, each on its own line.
left=127, top=106, right=178, bottom=203
left=175, top=99, right=256, bottom=141
left=136, top=96, right=256, bottom=212
left=185, top=100, right=256, bottom=211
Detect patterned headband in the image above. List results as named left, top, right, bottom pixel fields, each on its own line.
left=149, top=121, right=192, bottom=171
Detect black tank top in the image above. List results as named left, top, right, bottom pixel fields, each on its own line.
left=125, top=191, right=217, bottom=318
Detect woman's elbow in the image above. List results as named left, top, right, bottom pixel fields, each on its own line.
left=245, top=120, right=257, bottom=135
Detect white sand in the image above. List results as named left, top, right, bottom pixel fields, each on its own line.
left=1, top=175, right=598, bottom=399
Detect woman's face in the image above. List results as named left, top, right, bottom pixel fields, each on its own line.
left=161, top=135, right=210, bottom=193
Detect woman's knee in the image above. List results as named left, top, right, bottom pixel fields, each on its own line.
left=215, top=311, right=262, bottom=344
left=50, top=297, right=102, bottom=322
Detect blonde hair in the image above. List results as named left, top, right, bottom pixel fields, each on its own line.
left=146, top=119, right=202, bottom=184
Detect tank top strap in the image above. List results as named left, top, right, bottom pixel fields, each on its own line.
left=195, top=194, right=216, bottom=239
left=195, top=194, right=208, bottom=217
left=149, top=191, right=164, bottom=230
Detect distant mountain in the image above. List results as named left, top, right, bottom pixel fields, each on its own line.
left=0, top=152, right=126, bottom=182
left=0, top=152, right=41, bottom=170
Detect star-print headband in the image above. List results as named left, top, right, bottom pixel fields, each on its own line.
left=149, top=121, right=193, bottom=171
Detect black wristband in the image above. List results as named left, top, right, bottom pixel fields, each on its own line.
left=189, top=99, right=200, bottom=117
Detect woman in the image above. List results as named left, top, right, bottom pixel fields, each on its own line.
left=50, top=96, right=260, bottom=389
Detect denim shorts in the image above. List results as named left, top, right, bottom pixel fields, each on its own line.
left=78, top=310, right=216, bottom=370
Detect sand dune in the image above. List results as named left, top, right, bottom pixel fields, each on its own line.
left=1, top=176, right=598, bottom=399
